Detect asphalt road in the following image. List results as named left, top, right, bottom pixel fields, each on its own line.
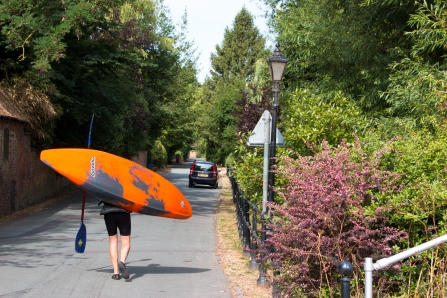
left=0, top=159, right=232, bottom=298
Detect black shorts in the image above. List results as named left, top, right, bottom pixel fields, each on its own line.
left=104, top=212, right=131, bottom=236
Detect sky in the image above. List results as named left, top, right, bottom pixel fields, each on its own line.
left=162, top=0, right=272, bottom=83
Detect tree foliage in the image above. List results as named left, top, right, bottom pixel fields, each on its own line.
left=0, top=0, right=198, bottom=159
left=198, top=81, right=243, bottom=163
left=226, top=85, right=273, bottom=204
left=234, top=84, right=272, bottom=135
left=210, top=7, right=268, bottom=84
left=261, top=0, right=414, bottom=113
left=198, top=7, right=269, bottom=164
left=380, top=0, right=447, bottom=128
left=280, top=89, right=368, bottom=155
left=0, top=0, right=129, bottom=73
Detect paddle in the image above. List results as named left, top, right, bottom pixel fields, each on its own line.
left=75, top=113, right=94, bottom=253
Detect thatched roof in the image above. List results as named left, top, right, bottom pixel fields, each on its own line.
left=0, top=87, right=29, bottom=123
left=0, top=83, right=56, bottom=140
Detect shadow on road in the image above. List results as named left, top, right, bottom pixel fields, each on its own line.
left=90, top=261, right=211, bottom=281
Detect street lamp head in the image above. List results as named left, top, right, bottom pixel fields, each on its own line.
left=267, top=43, right=289, bottom=82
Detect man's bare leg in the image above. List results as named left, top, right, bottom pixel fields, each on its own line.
left=109, top=235, right=119, bottom=274
left=120, top=235, right=131, bottom=263
left=118, top=235, right=131, bottom=279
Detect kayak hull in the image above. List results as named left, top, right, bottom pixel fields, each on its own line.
left=40, top=148, right=192, bottom=219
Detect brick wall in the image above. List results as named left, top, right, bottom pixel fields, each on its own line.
left=0, top=118, right=149, bottom=216
left=0, top=119, right=74, bottom=216
left=131, top=151, right=148, bottom=168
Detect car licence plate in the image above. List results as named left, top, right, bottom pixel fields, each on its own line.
left=198, top=173, right=208, bottom=177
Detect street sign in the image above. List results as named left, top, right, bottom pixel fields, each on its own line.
left=247, top=110, right=285, bottom=146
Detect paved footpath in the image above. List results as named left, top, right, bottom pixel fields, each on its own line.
left=0, top=161, right=232, bottom=298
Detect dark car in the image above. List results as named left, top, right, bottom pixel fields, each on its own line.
left=189, top=160, right=219, bottom=188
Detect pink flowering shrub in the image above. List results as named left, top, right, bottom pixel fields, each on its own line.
left=266, top=139, right=407, bottom=297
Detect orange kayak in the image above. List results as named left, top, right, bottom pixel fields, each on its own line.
left=40, top=148, right=192, bottom=219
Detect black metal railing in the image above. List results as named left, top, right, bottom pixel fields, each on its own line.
left=227, top=166, right=277, bottom=295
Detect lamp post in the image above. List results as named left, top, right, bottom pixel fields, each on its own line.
left=266, top=43, right=288, bottom=205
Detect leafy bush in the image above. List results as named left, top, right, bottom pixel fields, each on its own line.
left=150, top=140, right=167, bottom=169
left=229, top=133, right=265, bottom=206
left=281, top=89, right=368, bottom=155
left=224, top=153, right=235, bottom=166
left=267, top=139, right=407, bottom=297
left=362, top=122, right=447, bottom=296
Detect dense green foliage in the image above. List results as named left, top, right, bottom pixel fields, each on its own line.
left=199, top=81, right=242, bottom=163
left=280, top=89, right=368, bottom=154
left=196, top=8, right=269, bottom=164
left=210, top=8, right=268, bottom=83
left=220, top=0, right=447, bottom=296
left=149, top=139, right=167, bottom=169
left=0, top=0, right=198, bottom=159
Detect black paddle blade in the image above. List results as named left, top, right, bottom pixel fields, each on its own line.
left=75, top=222, right=87, bottom=253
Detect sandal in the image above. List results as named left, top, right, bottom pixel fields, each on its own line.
left=118, top=261, right=130, bottom=279
left=111, top=274, right=121, bottom=280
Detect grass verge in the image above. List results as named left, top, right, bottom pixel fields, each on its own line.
left=215, top=169, right=271, bottom=298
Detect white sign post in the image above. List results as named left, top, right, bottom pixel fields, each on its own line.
left=247, top=110, right=284, bottom=213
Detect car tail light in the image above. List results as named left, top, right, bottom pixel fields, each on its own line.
left=190, top=163, right=195, bottom=176
left=212, top=164, right=217, bottom=178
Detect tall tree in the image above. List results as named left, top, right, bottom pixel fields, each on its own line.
left=45, top=0, right=162, bottom=156
left=199, top=8, right=268, bottom=163
left=210, top=7, right=268, bottom=84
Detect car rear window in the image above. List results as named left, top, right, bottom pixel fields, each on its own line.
left=194, top=163, right=214, bottom=171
